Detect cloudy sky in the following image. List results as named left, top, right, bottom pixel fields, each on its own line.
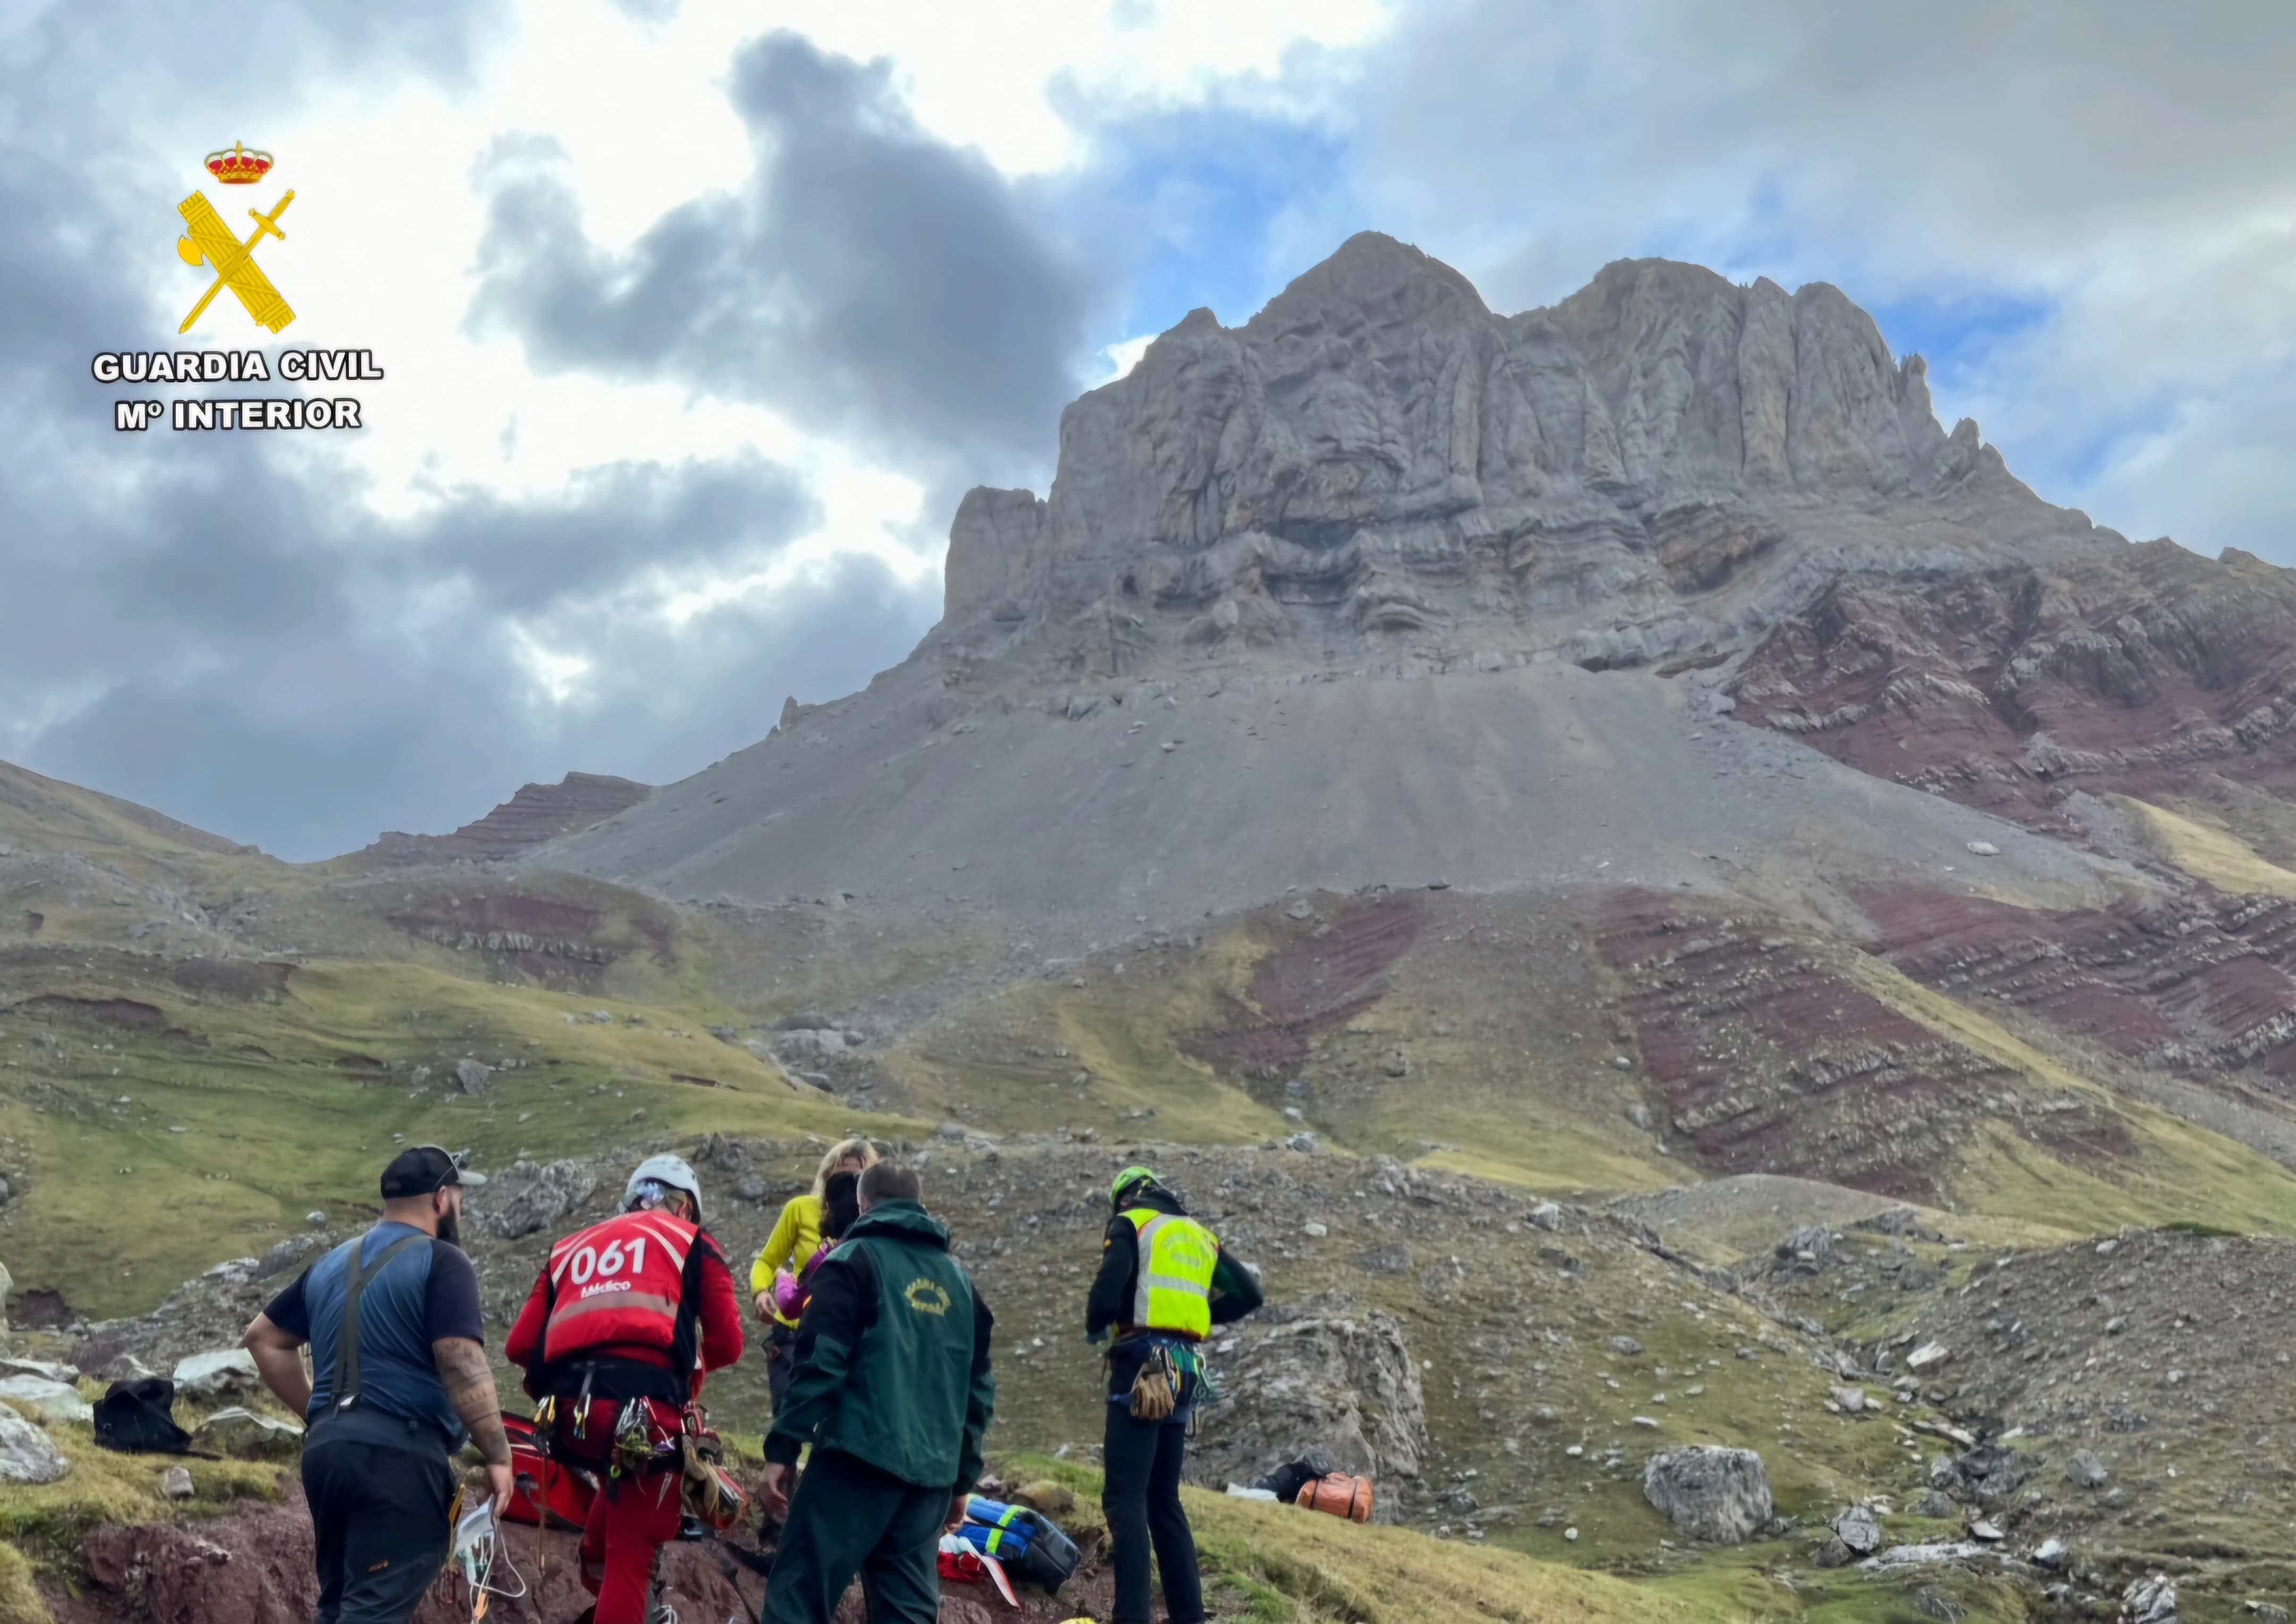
left=4, top=1, right=2290, bottom=859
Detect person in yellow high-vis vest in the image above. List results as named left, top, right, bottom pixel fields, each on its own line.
left=1086, top=1165, right=1263, bottom=1624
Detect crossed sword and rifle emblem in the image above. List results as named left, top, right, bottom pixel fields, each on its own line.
left=176, top=188, right=297, bottom=334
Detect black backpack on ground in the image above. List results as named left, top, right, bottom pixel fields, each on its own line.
left=1251, top=1448, right=1339, bottom=1505
left=92, top=1377, right=196, bottom=1454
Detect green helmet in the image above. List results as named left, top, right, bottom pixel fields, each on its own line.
left=1110, top=1164, right=1159, bottom=1208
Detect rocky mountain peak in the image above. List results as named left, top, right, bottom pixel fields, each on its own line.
left=937, top=233, right=2109, bottom=684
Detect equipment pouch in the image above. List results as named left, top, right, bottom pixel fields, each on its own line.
left=1128, top=1344, right=1178, bottom=1421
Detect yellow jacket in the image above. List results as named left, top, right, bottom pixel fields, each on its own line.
left=751, top=1193, right=825, bottom=1326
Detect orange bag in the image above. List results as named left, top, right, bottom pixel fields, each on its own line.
left=1295, top=1472, right=1374, bottom=1522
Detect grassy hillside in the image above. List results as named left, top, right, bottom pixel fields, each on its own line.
left=0, top=760, right=252, bottom=864
left=0, top=925, right=925, bottom=1318
left=875, top=887, right=2296, bottom=1244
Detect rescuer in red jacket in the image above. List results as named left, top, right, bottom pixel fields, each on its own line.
left=506, top=1154, right=746, bottom=1624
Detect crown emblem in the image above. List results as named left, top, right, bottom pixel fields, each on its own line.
left=205, top=142, right=274, bottom=184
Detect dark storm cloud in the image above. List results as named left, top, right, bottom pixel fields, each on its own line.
left=7, top=418, right=847, bottom=858
left=467, top=29, right=1099, bottom=484
left=34, top=548, right=932, bottom=864
left=410, top=455, right=817, bottom=613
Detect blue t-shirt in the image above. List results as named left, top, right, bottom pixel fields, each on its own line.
left=264, top=1222, right=484, bottom=1457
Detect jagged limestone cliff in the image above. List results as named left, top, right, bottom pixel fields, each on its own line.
left=933, top=233, right=2112, bottom=682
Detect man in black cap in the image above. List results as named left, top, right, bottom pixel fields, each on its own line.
left=243, top=1146, right=514, bottom=1624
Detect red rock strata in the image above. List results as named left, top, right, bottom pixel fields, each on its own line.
left=1188, top=901, right=1422, bottom=1074
left=1599, top=890, right=2131, bottom=1198
left=1729, top=543, right=2296, bottom=834
left=365, top=771, right=651, bottom=866
left=1863, top=887, right=2296, bottom=1077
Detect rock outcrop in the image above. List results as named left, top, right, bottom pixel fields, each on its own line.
left=476, top=1157, right=600, bottom=1240
left=362, top=772, right=649, bottom=866
left=1641, top=1445, right=1774, bottom=1543
left=1731, top=543, right=2296, bottom=835
left=934, top=232, right=2109, bottom=684
left=0, top=1400, right=68, bottom=1484
left=1189, top=1296, right=1429, bottom=1522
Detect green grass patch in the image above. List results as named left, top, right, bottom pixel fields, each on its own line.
left=0, top=1542, right=46, bottom=1624
left=1390, top=1107, right=1675, bottom=1198
left=0, top=1414, right=283, bottom=1576
left=884, top=946, right=1293, bottom=1146
left=1, top=957, right=925, bottom=1317
left=995, top=1454, right=1739, bottom=1623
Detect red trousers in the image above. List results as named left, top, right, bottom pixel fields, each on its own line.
left=559, top=1398, right=685, bottom=1624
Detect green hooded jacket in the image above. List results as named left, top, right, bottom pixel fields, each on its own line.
left=764, top=1198, right=996, bottom=1492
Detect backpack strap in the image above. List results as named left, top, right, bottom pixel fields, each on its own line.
left=328, top=1230, right=427, bottom=1416
left=665, top=1230, right=715, bottom=1406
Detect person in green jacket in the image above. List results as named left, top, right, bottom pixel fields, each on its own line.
left=760, top=1161, right=995, bottom=1624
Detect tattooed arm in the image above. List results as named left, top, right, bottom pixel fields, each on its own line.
left=433, top=1337, right=516, bottom=1513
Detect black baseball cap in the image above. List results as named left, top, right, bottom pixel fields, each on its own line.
left=379, top=1144, right=487, bottom=1198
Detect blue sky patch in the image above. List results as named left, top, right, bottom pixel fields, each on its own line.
left=1060, top=105, right=1360, bottom=349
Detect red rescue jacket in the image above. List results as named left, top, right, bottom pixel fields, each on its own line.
left=506, top=1211, right=746, bottom=1404
left=542, top=1209, right=697, bottom=1361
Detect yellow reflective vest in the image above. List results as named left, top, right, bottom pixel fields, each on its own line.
left=1122, top=1207, right=1219, bottom=1338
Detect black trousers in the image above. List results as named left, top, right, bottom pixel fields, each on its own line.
left=766, top=1320, right=798, bottom=1412
left=764, top=1448, right=948, bottom=1624
left=1102, top=1392, right=1204, bottom=1624
left=303, top=1437, right=454, bottom=1624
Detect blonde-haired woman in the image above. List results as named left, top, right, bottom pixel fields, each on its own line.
left=752, top=1136, right=878, bottom=1410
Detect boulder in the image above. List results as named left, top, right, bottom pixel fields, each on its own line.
left=0, top=1259, right=11, bottom=1330
left=190, top=1406, right=303, bottom=1460
left=173, top=1348, right=261, bottom=1401
left=161, top=1465, right=195, bottom=1498
left=1641, top=1446, right=1775, bottom=1544
left=256, top=1233, right=324, bottom=1279
left=0, top=1400, right=68, bottom=1484
left=2121, top=1572, right=2177, bottom=1621
left=0, top=1374, right=92, bottom=1422
left=478, top=1158, right=599, bottom=1240
left=1831, top=1504, right=1885, bottom=1556
left=2065, top=1449, right=2109, bottom=1488
left=453, top=1058, right=492, bottom=1096
left=1778, top=1226, right=1838, bottom=1262
left=0, top=1357, right=79, bottom=1383
left=1189, top=1297, right=1428, bottom=1522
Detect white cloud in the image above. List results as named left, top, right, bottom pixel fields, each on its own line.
left=1097, top=333, right=1154, bottom=383
left=744, top=0, right=1390, bottom=173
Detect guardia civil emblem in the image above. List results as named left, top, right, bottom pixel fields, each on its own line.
left=176, top=143, right=297, bottom=334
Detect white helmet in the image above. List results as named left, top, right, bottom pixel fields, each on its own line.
left=623, top=1153, right=704, bottom=1220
